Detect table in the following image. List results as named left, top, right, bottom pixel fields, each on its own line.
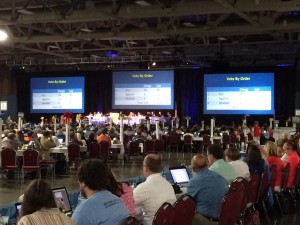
left=180, top=136, right=222, bottom=142
left=50, top=146, right=87, bottom=162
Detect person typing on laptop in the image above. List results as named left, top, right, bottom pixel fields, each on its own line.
left=187, top=154, right=229, bottom=225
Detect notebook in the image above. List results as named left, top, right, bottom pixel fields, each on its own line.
left=52, top=187, right=72, bottom=214
left=169, top=166, right=190, bottom=187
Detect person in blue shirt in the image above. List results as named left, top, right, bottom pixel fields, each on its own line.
left=187, top=154, right=229, bottom=225
left=72, top=159, right=130, bottom=225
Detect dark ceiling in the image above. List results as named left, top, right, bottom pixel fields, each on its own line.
left=1, top=0, right=300, bottom=70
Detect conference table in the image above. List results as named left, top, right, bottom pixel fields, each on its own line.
left=180, top=136, right=222, bottom=142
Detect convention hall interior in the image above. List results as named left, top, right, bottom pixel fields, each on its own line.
left=0, top=0, right=300, bottom=225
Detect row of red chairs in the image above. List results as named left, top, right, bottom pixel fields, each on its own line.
left=122, top=194, right=196, bottom=225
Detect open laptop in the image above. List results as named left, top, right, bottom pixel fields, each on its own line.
left=57, top=138, right=64, bottom=145
left=169, top=166, right=190, bottom=187
left=52, top=187, right=72, bottom=215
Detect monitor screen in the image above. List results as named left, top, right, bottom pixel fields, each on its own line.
left=30, top=76, right=85, bottom=113
left=169, top=166, right=190, bottom=184
left=52, top=187, right=72, bottom=213
left=203, top=73, right=274, bottom=115
left=112, top=70, right=174, bottom=110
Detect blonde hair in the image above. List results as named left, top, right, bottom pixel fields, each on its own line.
left=266, top=141, right=278, bottom=156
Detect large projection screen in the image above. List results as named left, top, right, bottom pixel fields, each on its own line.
left=112, top=70, right=174, bottom=110
left=203, top=73, right=274, bottom=115
left=30, top=76, right=85, bottom=113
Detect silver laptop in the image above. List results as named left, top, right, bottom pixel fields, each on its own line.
left=169, top=166, right=190, bottom=187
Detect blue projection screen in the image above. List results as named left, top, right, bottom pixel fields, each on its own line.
left=112, top=70, right=174, bottom=110
left=30, top=77, right=85, bottom=113
left=203, top=73, right=274, bottom=115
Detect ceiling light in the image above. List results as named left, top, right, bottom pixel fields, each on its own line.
left=0, top=30, right=8, bottom=41
left=17, top=9, right=34, bottom=15
left=135, top=1, right=151, bottom=7
left=152, top=62, right=156, bottom=66
left=128, top=41, right=138, bottom=45
left=80, top=28, right=93, bottom=33
left=217, top=37, right=227, bottom=41
left=183, top=22, right=196, bottom=27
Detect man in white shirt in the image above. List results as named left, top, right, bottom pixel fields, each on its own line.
left=133, top=154, right=176, bottom=225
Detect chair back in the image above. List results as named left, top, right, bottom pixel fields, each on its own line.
left=219, top=177, right=248, bottom=225
left=67, top=143, right=81, bottom=160
left=89, top=142, right=101, bottom=159
left=229, top=177, right=249, bottom=214
left=257, top=169, right=270, bottom=201
left=269, top=164, right=277, bottom=193
left=247, top=173, right=260, bottom=205
left=129, top=141, right=140, bottom=156
left=169, top=133, right=179, bottom=145
left=173, top=194, right=196, bottom=225
left=23, top=150, right=39, bottom=167
left=281, top=163, right=290, bottom=191
left=230, top=134, right=237, bottom=144
left=240, top=133, right=246, bottom=142
left=202, top=135, right=211, bottom=147
left=99, top=141, right=110, bottom=157
left=144, top=140, right=155, bottom=154
left=294, top=163, right=300, bottom=189
left=121, top=216, right=139, bottom=225
left=0, top=148, right=17, bottom=168
left=183, top=135, right=192, bottom=144
left=154, top=139, right=164, bottom=152
left=222, top=133, right=230, bottom=144
left=153, top=202, right=175, bottom=225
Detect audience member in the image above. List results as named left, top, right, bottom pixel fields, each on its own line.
left=282, top=140, right=300, bottom=188
left=187, top=154, right=229, bottom=225
left=69, top=131, right=83, bottom=146
left=72, top=159, right=129, bottom=225
left=265, top=141, right=283, bottom=192
left=96, top=128, right=111, bottom=148
left=107, top=168, right=135, bottom=216
left=253, top=121, right=261, bottom=144
left=133, top=154, right=176, bottom=225
left=246, top=144, right=266, bottom=175
left=1, top=132, right=20, bottom=150
left=18, top=179, right=74, bottom=225
left=225, top=147, right=250, bottom=181
left=86, top=132, right=97, bottom=146
left=39, top=131, right=56, bottom=160
left=56, top=129, right=66, bottom=142
left=207, top=144, right=236, bottom=183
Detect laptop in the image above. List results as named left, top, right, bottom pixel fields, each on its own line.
left=169, top=166, right=190, bottom=187
left=57, top=138, right=64, bottom=145
left=15, top=202, right=22, bottom=218
left=52, top=187, right=72, bottom=214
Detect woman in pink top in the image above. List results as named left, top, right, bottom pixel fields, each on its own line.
left=106, top=167, right=135, bottom=216
left=265, top=141, right=283, bottom=192
left=283, top=140, right=300, bottom=188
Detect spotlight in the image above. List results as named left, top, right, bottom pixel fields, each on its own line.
left=152, top=61, right=156, bottom=66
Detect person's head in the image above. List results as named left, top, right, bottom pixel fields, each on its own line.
left=57, top=129, right=64, bottom=136
left=283, top=139, right=297, bottom=155
left=69, top=131, right=76, bottom=139
left=101, top=128, right=108, bottom=135
left=191, top=154, right=208, bottom=174
left=77, top=159, right=109, bottom=198
left=224, top=147, right=240, bottom=162
left=265, top=141, right=278, bottom=157
left=43, top=130, right=51, bottom=138
left=7, top=132, right=16, bottom=140
left=246, top=144, right=263, bottom=164
left=21, top=180, right=57, bottom=217
left=207, top=144, right=224, bottom=165
left=88, top=132, right=96, bottom=140
left=142, top=154, right=162, bottom=177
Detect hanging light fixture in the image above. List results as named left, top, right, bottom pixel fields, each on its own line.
left=0, top=30, right=8, bottom=41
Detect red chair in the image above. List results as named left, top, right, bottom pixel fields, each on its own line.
left=22, top=150, right=40, bottom=184
left=256, top=169, right=271, bottom=224
left=154, top=139, right=164, bottom=153
left=219, top=177, right=248, bottom=225
left=182, top=135, right=193, bottom=153
left=89, top=142, right=101, bottom=159
left=99, top=141, right=111, bottom=161
left=126, top=141, right=140, bottom=161
left=169, top=133, right=180, bottom=153
left=121, top=216, right=139, bottom=225
left=67, top=143, right=81, bottom=169
left=153, top=202, right=175, bottom=225
left=172, top=194, right=196, bottom=225
left=201, top=134, right=211, bottom=154
left=0, top=148, right=20, bottom=182
left=143, top=140, right=155, bottom=155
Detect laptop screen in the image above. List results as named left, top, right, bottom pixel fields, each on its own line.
left=169, top=166, right=190, bottom=185
left=52, top=187, right=72, bottom=213
left=57, top=138, right=63, bottom=145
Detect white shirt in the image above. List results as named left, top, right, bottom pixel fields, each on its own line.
left=133, top=173, right=177, bottom=225
left=229, top=160, right=251, bottom=181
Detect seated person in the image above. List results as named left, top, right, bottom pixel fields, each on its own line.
left=18, top=179, right=74, bottom=225
left=246, top=143, right=266, bottom=175
left=207, top=144, right=236, bottom=183
left=69, top=131, right=83, bottom=146
left=187, top=154, right=229, bottom=225
left=39, top=131, right=56, bottom=160
left=225, top=147, right=250, bottom=181
left=96, top=128, right=112, bottom=148
left=133, top=154, right=176, bottom=225
left=72, top=159, right=130, bottom=225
